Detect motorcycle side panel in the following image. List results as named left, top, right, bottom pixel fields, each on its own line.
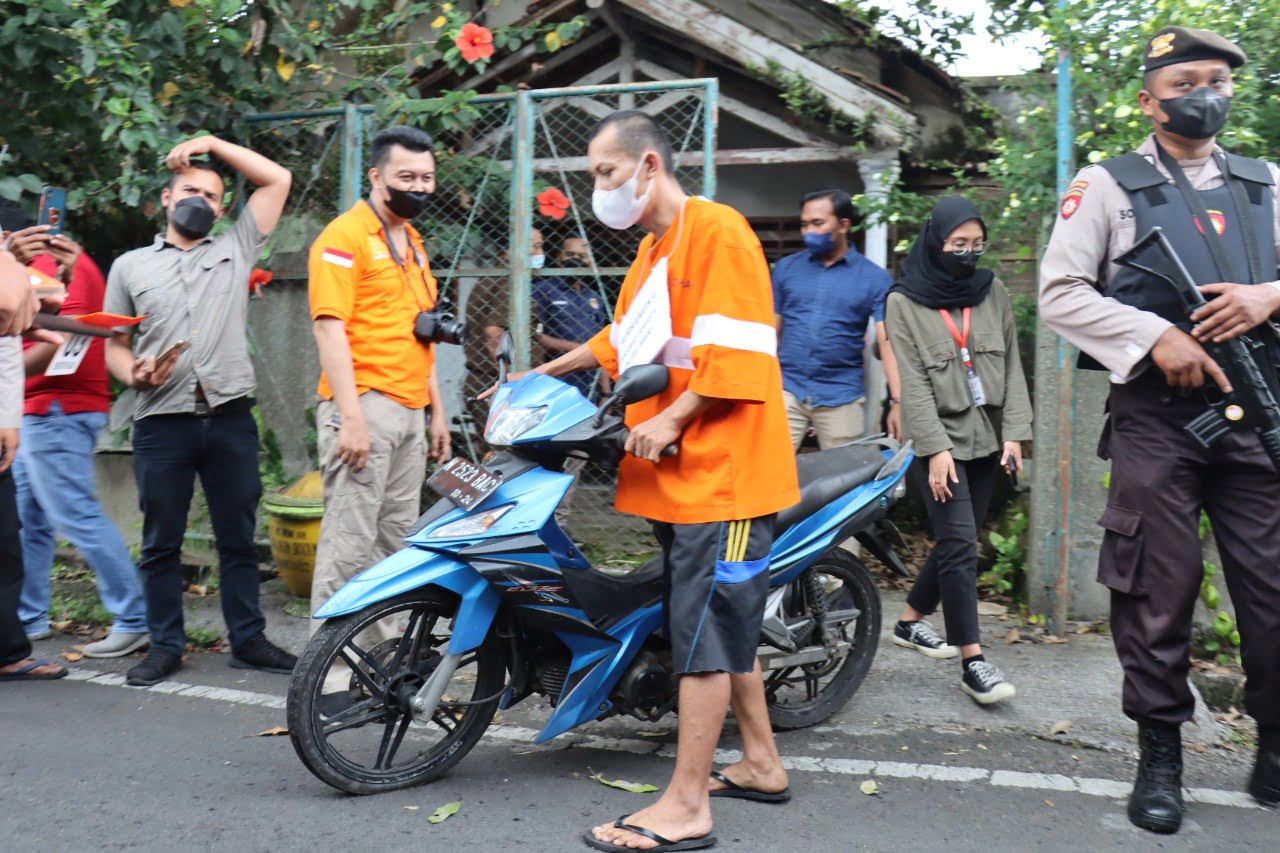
left=537, top=604, right=664, bottom=743
left=312, top=547, right=500, bottom=655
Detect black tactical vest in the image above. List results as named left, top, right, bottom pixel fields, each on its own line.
left=1078, top=150, right=1276, bottom=371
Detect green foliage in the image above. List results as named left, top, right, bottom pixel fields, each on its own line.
left=983, top=509, right=1028, bottom=600
left=985, top=0, right=1280, bottom=233
left=0, top=1, right=581, bottom=218
left=253, top=405, right=288, bottom=493
left=830, top=0, right=976, bottom=68
left=746, top=60, right=880, bottom=148
left=185, top=626, right=222, bottom=648
left=1197, top=515, right=1241, bottom=666
left=50, top=591, right=112, bottom=629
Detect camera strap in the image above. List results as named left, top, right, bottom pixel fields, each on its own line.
left=363, top=200, right=436, bottom=311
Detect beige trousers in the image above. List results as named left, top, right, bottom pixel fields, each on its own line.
left=311, top=391, right=427, bottom=692
left=783, top=390, right=865, bottom=451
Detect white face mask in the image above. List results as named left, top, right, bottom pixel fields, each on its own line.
left=592, top=157, right=651, bottom=230
left=530, top=254, right=546, bottom=270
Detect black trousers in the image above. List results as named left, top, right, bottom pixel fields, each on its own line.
left=1, top=470, right=33, bottom=667
left=131, top=401, right=265, bottom=656
left=906, top=453, right=999, bottom=648
left=1101, top=380, right=1280, bottom=727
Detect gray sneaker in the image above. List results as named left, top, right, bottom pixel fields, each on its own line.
left=25, top=627, right=54, bottom=641
left=83, top=632, right=150, bottom=659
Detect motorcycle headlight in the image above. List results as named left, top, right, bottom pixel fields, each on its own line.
left=428, top=504, right=516, bottom=539
left=484, top=404, right=548, bottom=445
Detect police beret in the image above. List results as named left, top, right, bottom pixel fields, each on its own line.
left=1141, top=26, right=1247, bottom=72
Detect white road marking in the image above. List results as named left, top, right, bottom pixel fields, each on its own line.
left=66, top=668, right=1263, bottom=810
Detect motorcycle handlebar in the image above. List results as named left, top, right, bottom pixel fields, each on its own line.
left=615, top=429, right=679, bottom=458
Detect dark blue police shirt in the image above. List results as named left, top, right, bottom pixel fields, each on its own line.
left=771, top=247, right=892, bottom=407
left=533, top=276, right=610, bottom=396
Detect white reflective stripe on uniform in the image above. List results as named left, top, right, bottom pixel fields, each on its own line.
left=690, top=313, right=778, bottom=357
left=658, top=336, right=694, bottom=370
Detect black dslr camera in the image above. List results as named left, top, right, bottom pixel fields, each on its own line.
left=414, top=308, right=467, bottom=346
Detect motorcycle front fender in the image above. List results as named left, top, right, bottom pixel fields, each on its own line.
left=312, top=547, right=500, bottom=654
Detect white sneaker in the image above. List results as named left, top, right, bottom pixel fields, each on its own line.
left=83, top=632, right=150, bottom=659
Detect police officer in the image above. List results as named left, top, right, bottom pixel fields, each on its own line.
left=1041, top=26, right=1280, bottom=833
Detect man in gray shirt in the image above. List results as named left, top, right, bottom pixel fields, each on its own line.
left=104, top=135, right=293, bottom=686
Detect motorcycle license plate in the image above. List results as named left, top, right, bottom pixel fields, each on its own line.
left=427, top=457, right=503, bottom=510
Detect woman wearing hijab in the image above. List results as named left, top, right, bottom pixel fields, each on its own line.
left=885, top=196, right=1032, bottom=705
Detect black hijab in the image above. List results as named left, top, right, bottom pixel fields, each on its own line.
left=890, top=196, right=995, bottom=310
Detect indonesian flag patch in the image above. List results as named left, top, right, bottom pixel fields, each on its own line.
left=321, top=247, right=354, bottom=268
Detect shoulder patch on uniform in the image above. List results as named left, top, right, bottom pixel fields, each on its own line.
left=321, top=247, right=354, bottom=268
left=1060, top=181, right=1087, bottom=220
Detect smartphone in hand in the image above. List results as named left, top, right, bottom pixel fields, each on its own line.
left=1006, top=457, right=1019, bottom=489
left=38, top=187, right=68, bottom=237
left=158, top=339, right=191, bottom=362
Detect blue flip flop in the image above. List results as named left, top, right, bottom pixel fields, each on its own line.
left=583, top=816, right=716, bottom=851
left=0, top=658, right=69, bottom=681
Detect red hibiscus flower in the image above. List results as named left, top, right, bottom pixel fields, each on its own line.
left=537, top=187, right=571, bottom=220
left=248, top=268, right=273, bottom=298
left=455, top=23, right=495, bottom=63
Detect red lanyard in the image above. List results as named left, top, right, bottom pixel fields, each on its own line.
left=938, top=307, right=973, bottom=368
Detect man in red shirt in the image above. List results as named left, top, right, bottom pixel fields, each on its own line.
left=1, top=202, right=148, bottom=658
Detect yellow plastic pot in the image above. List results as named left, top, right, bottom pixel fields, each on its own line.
left=262, top=471, right=325, bottom=598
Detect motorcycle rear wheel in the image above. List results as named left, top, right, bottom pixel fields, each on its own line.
left=765, top=548, right=881, bottom=731
left=287, top=589, right=505, bottom=795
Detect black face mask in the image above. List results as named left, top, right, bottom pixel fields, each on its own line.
left=939, top=251, right=977, bottom=278
left=560, top=258, right=587, bottom=269
left=383, top=185, right=431, bottom=219
left=170, top=197, right=216, bottom=239
left=1159, top=87, right=1232, bottom=140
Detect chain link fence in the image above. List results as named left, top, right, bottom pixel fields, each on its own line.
left=245, top=80, right=717, bottom=552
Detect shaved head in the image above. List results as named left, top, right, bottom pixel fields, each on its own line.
left=587, top=110, right=674, bottom=173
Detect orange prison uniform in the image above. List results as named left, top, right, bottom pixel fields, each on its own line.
left=308, top=200, right=438, bottom=408
left=588, top=197, right=800, bottom=524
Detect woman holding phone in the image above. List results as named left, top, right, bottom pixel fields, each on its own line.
left=885, top=197, right=1032, bottom=705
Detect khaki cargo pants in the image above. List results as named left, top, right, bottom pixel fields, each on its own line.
left=311, top=391, right=427, bottom=692
left=783, top=390, right=864, bottom=451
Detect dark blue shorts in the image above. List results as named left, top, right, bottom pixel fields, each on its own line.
left=653, top=514, right=776, bottom=675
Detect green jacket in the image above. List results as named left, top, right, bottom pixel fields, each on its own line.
left=885, top=279, right=1033, bottom=460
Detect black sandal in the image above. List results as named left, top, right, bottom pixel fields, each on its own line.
left=708, top=770, right=792, bottom=803
left=582, top=815, right=717, bottom=851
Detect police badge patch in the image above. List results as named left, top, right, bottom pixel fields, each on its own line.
left=1148, top=32, right=1176, bottom=59
left=1060, top=180, right=1088, bottom=220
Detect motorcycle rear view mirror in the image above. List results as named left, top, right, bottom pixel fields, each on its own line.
left=496, top=331, right=515, bottom=385
left=592, top=364, right=669, bottom=428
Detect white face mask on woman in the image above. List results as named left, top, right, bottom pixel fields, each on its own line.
left=591, top=157, right=651, bottom=230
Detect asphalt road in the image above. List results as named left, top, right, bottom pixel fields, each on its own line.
left=2, top=639, right=1274, bottom=853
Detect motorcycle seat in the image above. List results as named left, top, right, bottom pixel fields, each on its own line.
left=775, top=443, right=888, bottom=531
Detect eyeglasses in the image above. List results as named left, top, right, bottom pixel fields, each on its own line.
left=943, top=240, right=989, bottom=256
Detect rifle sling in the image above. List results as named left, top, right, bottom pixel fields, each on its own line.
left=1155, top=142, right=1242, bottom=285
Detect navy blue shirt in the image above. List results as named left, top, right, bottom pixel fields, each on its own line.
left=534, top=276, right=610, bottom=396
left=771, top=248, right=892, bottom=407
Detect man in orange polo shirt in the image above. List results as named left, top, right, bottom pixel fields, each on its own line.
left=509, top=111, right=800, bottom=852
left=308, top=127, right=451, bottom=684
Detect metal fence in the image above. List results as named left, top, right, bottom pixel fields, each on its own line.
left=245, top=80, right=718, bottom=552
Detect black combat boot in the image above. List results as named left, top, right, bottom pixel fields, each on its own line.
left=1128, top=720, right=1184, bottom=833
left=1249, top=726, right=1280, bottom=806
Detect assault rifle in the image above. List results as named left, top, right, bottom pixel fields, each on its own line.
left=1116, top=227, right=1280, bottom=472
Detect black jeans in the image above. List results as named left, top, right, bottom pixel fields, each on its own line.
left=1, top=470, right=32, bottom=667
left=906, top=453, right=1000, bottom=649
left=132, top=400, right=264, bottom=656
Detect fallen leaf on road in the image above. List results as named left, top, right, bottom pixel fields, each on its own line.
left=1005, top=627, right=1021, bottom=645
left=428, top=802, right=461, bottom=824
left=1044, top=800, right=1056, bottom=808
left=976, top=602, right=1008, bottom=617
left=1049, top=720, right=1073, bottom=736
left=977, top=744, right=988, bottom=750
left=636, top=730, right=671, bottom=738
left=1188, top=743, right=1207, bottom=754
left=188, top=584, right=208, bottom=596
left=859, top=780, right=879, bottom=796
left=254, top=727, right=288, bottom=737
left=404, top=806, right=419, bottom=811
left=61, top=652, right=83, bottom=662
left=591, top=772, right=659, bottom=793
left=1043, top=635, right=1069, bottom=644
left=50, top=620, right=73, bottom=632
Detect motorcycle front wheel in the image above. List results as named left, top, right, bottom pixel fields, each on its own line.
left=765, top=547, right=881, bottom=730
left=287, top=589, right=505, bottom=795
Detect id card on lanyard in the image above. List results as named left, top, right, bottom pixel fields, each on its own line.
left=939, top=307, right=987, bottom=406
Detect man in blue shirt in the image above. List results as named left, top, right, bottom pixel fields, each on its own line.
left=534, top=236, right=609, bottom=398
left=772, top=189, right=901, bottom=449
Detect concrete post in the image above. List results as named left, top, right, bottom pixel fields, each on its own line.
left=857, top=150, right=900, bottom=436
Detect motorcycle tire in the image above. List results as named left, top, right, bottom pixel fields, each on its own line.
left=287, top=588, right=505, bottom=795
left=766, top=547, right=881, bottom=731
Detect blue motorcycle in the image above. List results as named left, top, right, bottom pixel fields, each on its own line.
left=287, top=342, right=914, bottom=794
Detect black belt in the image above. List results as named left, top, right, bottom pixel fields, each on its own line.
left=192, top=394, right=253, bottom=417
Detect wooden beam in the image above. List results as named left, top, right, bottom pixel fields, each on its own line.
left=500, top=146, right=858, bottom=172
left=635, top=60, right=832, bottom=149
left=618, top=0, right=915, bottom=147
